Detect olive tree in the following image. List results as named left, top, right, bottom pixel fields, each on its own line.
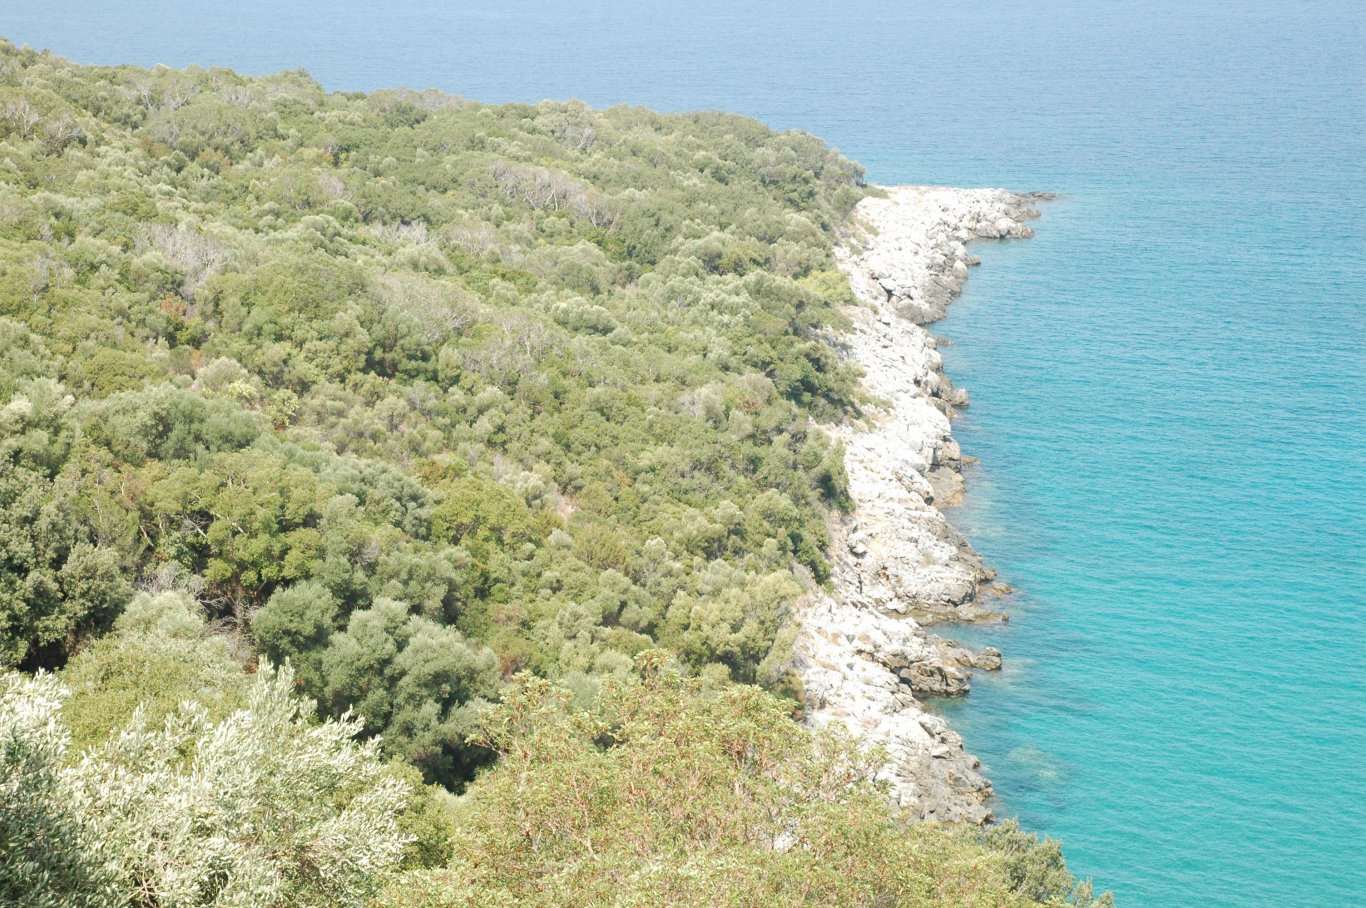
left=0, top=665, right=411, bottom=908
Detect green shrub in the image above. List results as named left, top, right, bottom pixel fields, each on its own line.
left=376, top=653, right=1106, bottom=908
left=60, top=590, right=248, bottom=747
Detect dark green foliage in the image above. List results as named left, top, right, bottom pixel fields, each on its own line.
left=250, top=581, right=338, bottom=693
left=320, top=599, right=500, bottom=786
left=0, top=461, right=130, bottom=668
left=0, top=43, right=1105, bottom=906
left=88, top=384, right=261, bottom=464
left=0, top=40, right=866, bottom=778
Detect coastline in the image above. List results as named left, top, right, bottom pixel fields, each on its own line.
left=793, top=185, right=1043, bottom=822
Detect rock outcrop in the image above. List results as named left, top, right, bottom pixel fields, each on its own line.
left=793, top=185, right=1042, bottom=823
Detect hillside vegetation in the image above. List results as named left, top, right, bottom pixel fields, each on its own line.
left=0, top=42, right=1107, bottom=906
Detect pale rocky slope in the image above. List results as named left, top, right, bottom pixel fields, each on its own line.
left=793, top=185, right=1043, bottom=823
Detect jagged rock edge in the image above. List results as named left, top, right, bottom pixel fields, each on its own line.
left=792, top=185, right=1042, bottom=823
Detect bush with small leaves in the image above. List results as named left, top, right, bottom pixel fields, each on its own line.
left=0, top=663, right=412, bottom=908
left=376, top=652, right=1108, bottom=908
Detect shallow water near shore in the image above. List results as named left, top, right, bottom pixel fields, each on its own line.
left=8, top=1, right=1365, bottom=903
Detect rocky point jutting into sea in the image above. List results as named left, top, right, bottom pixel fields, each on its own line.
left=793, top=185, right=1044, bottom=823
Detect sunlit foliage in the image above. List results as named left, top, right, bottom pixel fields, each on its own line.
left=0, top=45, right=865, bottom=782
left=0, top=44, right=1108, bottom=906
left=373, top=653, right=1112, bottom=908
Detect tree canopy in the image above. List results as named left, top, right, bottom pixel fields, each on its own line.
left=0, top=43, right=1107, bottom=906
left=0, top=44, right=866, bottom=784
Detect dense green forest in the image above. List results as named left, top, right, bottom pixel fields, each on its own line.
left=0, top=41, right=1106, bottom=906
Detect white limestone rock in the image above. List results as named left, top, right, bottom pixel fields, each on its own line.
left=792, top=185, right=1040, bottom=823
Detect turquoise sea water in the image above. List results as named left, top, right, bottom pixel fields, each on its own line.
left=6, top=2, right=1364, bottom=903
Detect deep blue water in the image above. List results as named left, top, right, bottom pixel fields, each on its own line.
left=6, top=2, right=1364, bottom=903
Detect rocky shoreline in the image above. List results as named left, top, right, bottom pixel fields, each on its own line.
left=793, top=185, right=1044, bottom=823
